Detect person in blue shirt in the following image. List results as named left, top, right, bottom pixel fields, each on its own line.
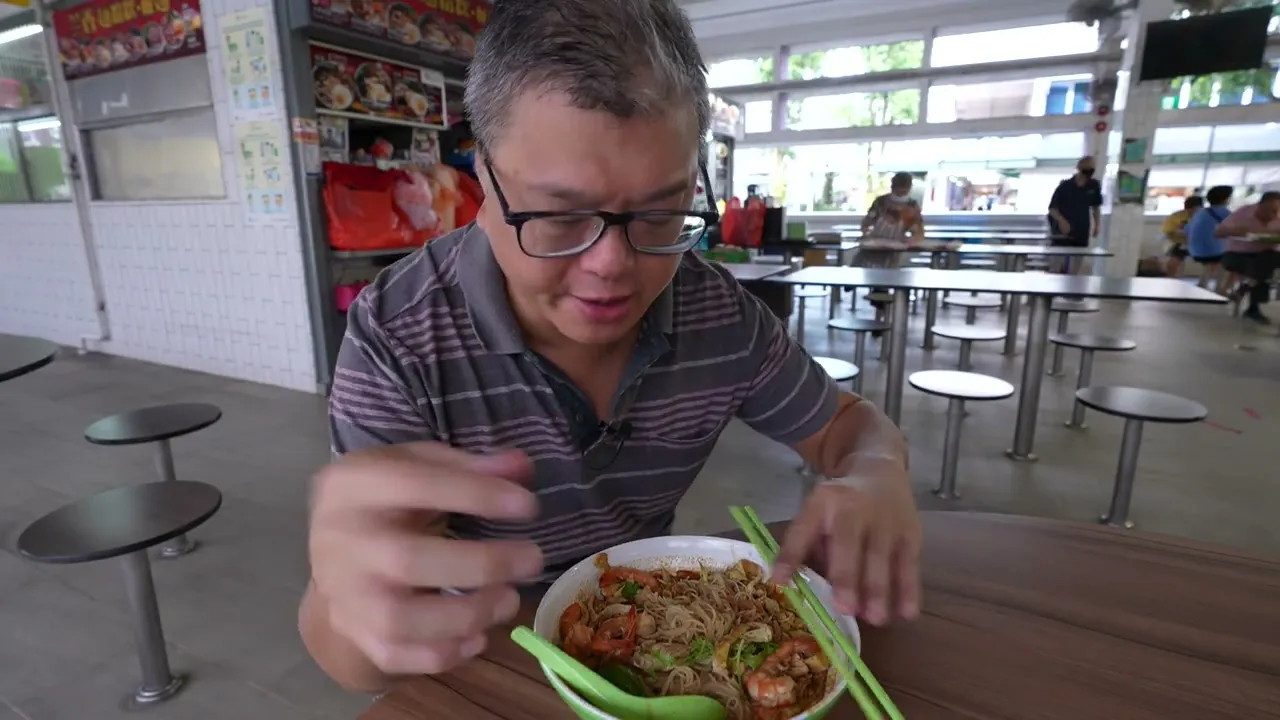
left=1186, top=185, right=1233, bottom=293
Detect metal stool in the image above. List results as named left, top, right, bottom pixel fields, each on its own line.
left=1049, top=333, right=1137, bottom=428
left=827, top=317, right=891, bottom=394
left=1073, top=387, right=1207, bottom=529
left=18, top=481, right=222, bottom=708
left=792, top=286, right=828, bottom=345
left=799, top=357, right=861, bottom=483
left=84, top=403, right=222, bottom=558
left=1047, top=300, right=1100, bottom=375
left=930, top=324, right=1007, bottom=371
left=908, top=370, right=1015, bottom=500
left=942, top=295, right=1002, bottom=324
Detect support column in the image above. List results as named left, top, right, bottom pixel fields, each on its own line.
left=1099, top=0, right=1178, bottom=278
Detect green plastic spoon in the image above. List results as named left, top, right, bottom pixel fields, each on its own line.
left=510, top=626, right=727, bottom=720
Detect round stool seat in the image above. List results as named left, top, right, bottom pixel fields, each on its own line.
left=1051, top=299, right=1100, bottom=314
left=930, top=324, right=1006, bottom=342
left=1049, top=333, right=1137, bottom=352
left=958, top=258, right=998, bottom=268
left=794, top=287, right=828, bottom=299
left=0, top=334, right=59, bottom=383
left=827, top=317, right=892, bottom=333
left=942, top=295, right=1002, bottom=309
left=18, top=481, right=222, bottom=565
left=1074, top=387, right=1207, bottom=424
left=909, top=370, right=1014, bottom=401
left=908, top=256, right=933, bottom=266
left=864, top=291, right=894, bottom=303
left=85, top=403, right=223, bottom=446
left=815, top=357, right=859, bottom=382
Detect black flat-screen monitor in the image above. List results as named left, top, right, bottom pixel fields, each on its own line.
left=1139, top=7, right=1273, bottom=82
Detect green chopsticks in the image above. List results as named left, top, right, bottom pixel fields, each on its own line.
left=729, top=506, right=904, bottom=720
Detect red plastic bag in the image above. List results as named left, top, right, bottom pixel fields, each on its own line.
left=394, top=167, right=440, bottom=232
left=324, top=163, right=419, bottom=251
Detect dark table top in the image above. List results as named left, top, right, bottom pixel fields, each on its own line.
left=839, top=229, right=1054, bottom=242
left=18, top=481, right=222, bottom=564
left=84, top=402, right=223, bottom=445
left=0, top=334, right=59, bottom=383
left=1075, top=386, right=1210, bottom=423
left=850, top=241, right=1110, bottom=257
left=359, top=512, right=1280, bottom=720
left=714, top=262, right=792, bottom=282
left=768, top=267, right=1229, bottom=304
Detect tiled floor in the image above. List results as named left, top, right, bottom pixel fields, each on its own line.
left=2, top=291, right=1278, bottom=719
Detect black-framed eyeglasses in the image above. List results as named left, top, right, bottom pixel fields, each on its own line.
left=482, top=155, right=721, bottom=259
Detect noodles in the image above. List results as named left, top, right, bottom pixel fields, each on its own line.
left=555, top=553, right=834, bottom=720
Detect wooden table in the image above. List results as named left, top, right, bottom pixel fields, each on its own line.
left=359, top=512, right=1280, bottom=720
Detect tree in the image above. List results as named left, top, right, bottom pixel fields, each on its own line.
left=815, top=171, right=838, bottom=211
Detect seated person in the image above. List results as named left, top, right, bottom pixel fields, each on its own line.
left=1162, top=195, right=1202, bottom=278
left=1217, top=191, right=1280, bottom=324
left=1186, top=185, right=1232, bottom=293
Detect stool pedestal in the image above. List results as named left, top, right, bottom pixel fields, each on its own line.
left=1067, top=349, right=1096, bottom=429
left=937, top=398, right=966, bottom=500
left=122, top=549, right=186, bottom=706
left=1101, top=419, right=1143, bottom=529
left=154, top=440, right=196, bottom=558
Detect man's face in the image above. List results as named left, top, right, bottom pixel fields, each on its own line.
left=891, top=181, right=911, bottom=197
left=1256, top=197, right=1279, bottom=225
left=1078, top=161, right=1095, bottom=177
left=476, top=90, right=698, bottom=348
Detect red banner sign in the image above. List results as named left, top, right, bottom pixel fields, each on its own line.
left=53, top=0, right=206, bottom=80
left=310, top=0, right=491, bottom=61
left=311, top=45, right=447, bottom=128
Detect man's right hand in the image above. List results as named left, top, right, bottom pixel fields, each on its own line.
left=308, top=443, right=543, bottom=677
left=1056, top=220, right=1072, bottom=236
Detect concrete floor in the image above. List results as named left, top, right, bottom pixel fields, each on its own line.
left=2, top=291, right=1278, bottom=719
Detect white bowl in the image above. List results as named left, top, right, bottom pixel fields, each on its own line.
left=532, top=535, right=861, bottom=720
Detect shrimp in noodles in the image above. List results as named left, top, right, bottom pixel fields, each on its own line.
left=554, top=553, right=834, bottom=720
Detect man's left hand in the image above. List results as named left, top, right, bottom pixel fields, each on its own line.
left=773, top=462, right=922, bottom=626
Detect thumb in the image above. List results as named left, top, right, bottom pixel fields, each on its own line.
left=466, top=448, right=534, bottom=484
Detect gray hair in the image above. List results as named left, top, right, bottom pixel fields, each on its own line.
left=464, top=0, right=710, bottom=154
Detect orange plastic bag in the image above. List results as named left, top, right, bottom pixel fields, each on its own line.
left=324, top=163, right=419, bottom=251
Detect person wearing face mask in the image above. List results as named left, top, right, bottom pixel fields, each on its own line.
left=1046, top=156, right=1103, bottom=272
left=857, top=172, right=924, bottom=313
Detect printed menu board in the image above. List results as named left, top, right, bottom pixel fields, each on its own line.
left=309, top=0, right=491, bottom=61
left=311, top=44, right=447, bottom=129
left=709, top=93, right=745, bottom=141
left=53, top=0, right=206, bottom=80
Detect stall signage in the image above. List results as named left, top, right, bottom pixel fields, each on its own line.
left=311, top=44, right=447, bottom=129
left=52, top=0, right=206, bottom=80
left=310, top=0, right=492, bottom=61
left=708, top=92, right=745, bottom=140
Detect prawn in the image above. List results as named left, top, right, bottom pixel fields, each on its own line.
left=591, top=605, right=638, bottom=661
left=744, top=637, right=824, bottom=709
left=599, top=567, right=658, bottom=592
left=558, top=602, right=594, bottom=660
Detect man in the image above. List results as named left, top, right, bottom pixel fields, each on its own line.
left=858, top=172, right=924, bottom=314
left=1162, top=195, right=1203, bottom=278
left=1047, top=156, right=1103, bottom=273
left=1217, top=191, right=1280, bottom=324
left=1186, top=185, right=1232, bottom=293
left=301, top=0, right=920, bottom=694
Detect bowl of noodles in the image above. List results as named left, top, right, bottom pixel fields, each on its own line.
left=533, top=536, right=858, bottom=720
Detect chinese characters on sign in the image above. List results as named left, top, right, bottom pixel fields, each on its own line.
left=309, top=0, right=491, bottom=61
left=310, top=44, right=447, bottom=129
left=53, top=0, right=206, bottom=80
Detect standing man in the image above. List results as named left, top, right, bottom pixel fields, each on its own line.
left=1047, top=156, right=1103, bottom=273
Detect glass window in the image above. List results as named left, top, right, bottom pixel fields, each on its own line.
left=927, top=75, right=1092, bottom=122
left=707, top=57, right=773, bottom=88
left=1160, top=63, right=1278, bottom=109
left=744, top=101, right=771, bottom=134
left=787, top=41, right=925, bottom=80
left=16, top=117, right=70, bottom=201
left=0, top=122, right=29, bottom=202
left=787, top=89, right=920, bottom=130
left=86, top=107, right=226, bottom=201
left=1, top=25, right=66, bottom=203
left=932, top=22, right=1099, bottom=67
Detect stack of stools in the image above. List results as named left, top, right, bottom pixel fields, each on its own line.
left=827, top=317, right=891, bottom=394
left=908, top=370, right=1015, bottom=500
left=792, top=286, right=829, bottom=345
left=799, top=357, right=861, bottom=483
left=1047, top=299, right=1100, bottom=375
left=84, top=403, right=223, bottom=557
left=18, top=481, right=223, bottom=707
left=1049, top=333, right=1137, bottom=428
left=929, top=324, right=1007, bottom=371
left=1073, top=387, right=1207, bottom=529
left=942, top=295, right=1002, bottom=325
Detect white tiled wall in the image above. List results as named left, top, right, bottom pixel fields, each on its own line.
left=0, top=0, right=319, bottom=393
left=0, top=203, right=101, bottom=346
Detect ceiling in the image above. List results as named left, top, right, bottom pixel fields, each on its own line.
left=681, top=0, right=1084, bottom=60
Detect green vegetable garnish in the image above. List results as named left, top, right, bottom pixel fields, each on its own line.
left=742, top=641, right=779, bottom=671
left=686, top=636, right=714, bottom=666
left=620, top=580, right=640, bottom=601
left=598, top=663, right=648, bottom=697
left=649, top=648, right=676, bottom=669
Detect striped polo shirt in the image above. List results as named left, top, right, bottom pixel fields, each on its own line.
left=329, top=224, right=837, bottom=581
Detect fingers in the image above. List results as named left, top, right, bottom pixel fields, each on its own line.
left=315, top=447, right=538, bottom=521
left=772, top=502, right=824, bottom=582
left=859, top=529, right=893, bottom=625
left=893, top=539, right=922, bottom=620
left=825, top=521, right=865, bottom=617
left=363, top=535, right=544, bottom=589
left=355, top=630, right=490, bottom=677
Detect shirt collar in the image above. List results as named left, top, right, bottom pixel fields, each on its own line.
left=455, top=223, right=675, bottom=355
